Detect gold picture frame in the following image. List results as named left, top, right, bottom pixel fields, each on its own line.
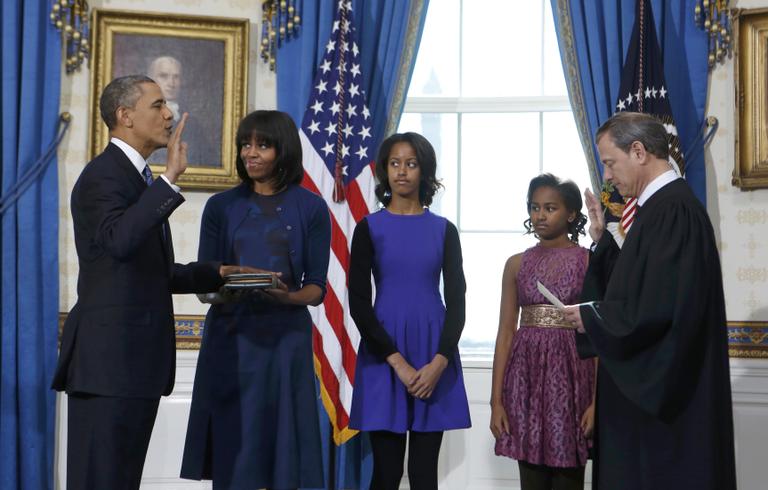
left=89, top=9, right=249, bottom=190
left=734, top=8, right=768, bottom=189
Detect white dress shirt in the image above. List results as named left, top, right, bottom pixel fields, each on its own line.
left=110, top=137, right=180, bottom=193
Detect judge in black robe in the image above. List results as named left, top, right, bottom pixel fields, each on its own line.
left=564, top=112, right=736, bottom=490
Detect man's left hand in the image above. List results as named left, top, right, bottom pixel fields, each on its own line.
left=563, top=305, right=585, bottom=333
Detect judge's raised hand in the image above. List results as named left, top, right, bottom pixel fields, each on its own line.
left=163, top=112, right=189, bottom=184
left=584, top=188, right=605, bottom=243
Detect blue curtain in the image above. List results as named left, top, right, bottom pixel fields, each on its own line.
left=551, top=0, right=709, bottom=204
left=277, top=2, right=429, bottom=488
left=0, top=1, right=61, bottom=489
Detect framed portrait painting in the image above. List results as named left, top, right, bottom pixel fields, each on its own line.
left=89, top=9, right=249, bottom=190
left=734, top=8, right=768, bottom=190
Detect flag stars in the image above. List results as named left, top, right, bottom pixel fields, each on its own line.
left=651, top=87, right=658, bottom=98
left=336, top=61, right=347, bottom=74
left=307, top=120, right=320, bottom=134
left=658, top=86, right=667, bottom=98
left=315, top=80, right=328, bottom=94
left=644, top=87, right=652, bottom=98
left=320, top=60, right=332, bottom=74
left=326, top=40, right=335, bottom=54
left=362, top=106, right=370, bottom=120
left=333, top=81, right=343, bottom=96
left=350, top=64, right=361, bottom=78
left=345, top=104, right=357, bottom=118
left=321, top=141, right=334, bottom=156
left=352, top=42, right=359, bottom=57
left=359, top=126, right=371, bottom=140
left=330, top=101, right=341, bottom=115
left=332, top=20, right=340, bottom=32
left=324, top=122, right=337, bottom=137
left=349, top=83, right=360, bottom=97
left=340, top=144, right=350, bottom=158
left=342, top=123, right=354, bottom=138
left=311, top=100, right=323, bottom=114
left=355, top=145, right=368, bottom=159
left=625, top=93, right=633, bottom=106
left=616, top=99, right=626, bottom=111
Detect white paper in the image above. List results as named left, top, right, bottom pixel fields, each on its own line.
left=536, top=281, right=565, bottom=309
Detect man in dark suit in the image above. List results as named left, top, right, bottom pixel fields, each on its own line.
left=52, top=75, right=246, bottom=489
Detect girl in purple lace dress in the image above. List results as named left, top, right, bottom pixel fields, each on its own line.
left=490, top=174, right=595, bottom=490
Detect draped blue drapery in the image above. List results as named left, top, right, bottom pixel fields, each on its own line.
left=277, top=2, right=429, bottom=489
left=551, top=0, right=709, bottom=204
left=0, top=1, right=61, bottom=489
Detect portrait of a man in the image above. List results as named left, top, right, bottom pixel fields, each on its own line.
left=112, top=34, right=225, bottom=168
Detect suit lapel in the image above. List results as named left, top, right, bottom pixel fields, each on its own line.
left=106, top=143, right=170, bottom=265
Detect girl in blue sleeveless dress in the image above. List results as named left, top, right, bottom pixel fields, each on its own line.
left=349, top=132, right=471, bottom=490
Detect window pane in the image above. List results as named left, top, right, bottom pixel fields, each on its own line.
left=542, top=111, right=593, bottom=244
left=462, top=0, right=544, bottom=96
left=459, top=232, right=539, bottom=356
left=460, top=113, right=541, bottom=231
left=397, top=113, right=459, bottom=223
left=406, top=0, right=460, bottom=97
left=543, top=1, right=568, bottom=96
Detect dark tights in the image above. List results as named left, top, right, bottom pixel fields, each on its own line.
left=518, top=461, right=585, bottom=490
left=369, top=430, right=444, bottom=490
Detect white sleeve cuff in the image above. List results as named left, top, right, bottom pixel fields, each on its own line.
left=159, top=174, right=181, bottom=193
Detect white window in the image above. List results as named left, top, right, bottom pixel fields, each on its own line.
left=398, top=0, right=593, bottom=360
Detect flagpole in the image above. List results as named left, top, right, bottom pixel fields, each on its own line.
left=328, top=419, right=337, bottom=490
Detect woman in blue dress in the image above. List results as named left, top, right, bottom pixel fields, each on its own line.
left=349, top=132, right=471, bottom=490
left=180, top=110, right=330, bottom=489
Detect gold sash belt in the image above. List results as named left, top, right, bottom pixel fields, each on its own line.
left=519, top=304, right=575, bottom=329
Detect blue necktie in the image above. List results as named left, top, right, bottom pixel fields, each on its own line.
left=142, top=164, right=167, bottom=242
left=142, top=165, right=154, bottom=186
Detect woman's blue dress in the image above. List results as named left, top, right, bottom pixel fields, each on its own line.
left=181, top=184, right=330, bottom=489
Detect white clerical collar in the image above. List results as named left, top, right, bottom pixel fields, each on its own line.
left=637, top=169, right=679, bottom=207
left=111, top=136, right=148, bottom=178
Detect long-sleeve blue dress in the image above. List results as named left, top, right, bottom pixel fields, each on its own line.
left=180, top=183, right=331, bottom=489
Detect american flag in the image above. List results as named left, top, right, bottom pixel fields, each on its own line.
left=607, top=0, right=684, bottom=244
left=299, top=0, right=377, bottom=445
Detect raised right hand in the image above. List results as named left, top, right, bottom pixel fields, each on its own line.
left=163, top=112, right=189, bottom=184
left=584, top=188, right=605, bottom=243
left=490, top=403, right=510, bottom=439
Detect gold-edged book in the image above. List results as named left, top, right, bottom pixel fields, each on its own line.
left=222, top=273, right=278, bottom=290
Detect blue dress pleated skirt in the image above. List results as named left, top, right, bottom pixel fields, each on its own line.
left=349, top=209, right=471, bottom=433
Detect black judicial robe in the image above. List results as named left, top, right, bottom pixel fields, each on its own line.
left=577, top=179, right=736, bottom=490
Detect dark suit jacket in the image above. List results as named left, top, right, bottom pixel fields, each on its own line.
left=52, top=143, right=224, bottom=398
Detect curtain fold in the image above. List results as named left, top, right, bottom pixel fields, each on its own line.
left=0, top=1, right=61, bottom=490
left=552, top=0, right=709, bottom=204
left=277, top=2, right=429, bottom=489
